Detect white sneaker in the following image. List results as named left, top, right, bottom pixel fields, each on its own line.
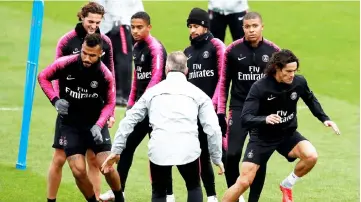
left=99, top=190, right=115, bottom=201
left=166, top=194, right=176, bottom=202
left=207, top=195, right=219, bottom=202
left=239, top=195, right=245, bottom=202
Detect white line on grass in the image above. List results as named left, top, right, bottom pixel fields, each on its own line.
left=0, top=107, right=22, bottom=111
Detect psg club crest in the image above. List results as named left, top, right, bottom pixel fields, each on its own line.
left=90, top=81, right=98, bottom=88
left=290, top=92, right=297, bottom=100
left=203, top=51, right=209, bottom=59
left=262, top=55, right=269, bottom=62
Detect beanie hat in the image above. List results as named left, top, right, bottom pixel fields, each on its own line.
left=187, top=8, right=210, bottom=28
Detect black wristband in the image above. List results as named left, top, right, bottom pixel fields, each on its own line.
left=51, top=97, right=60, bottom=106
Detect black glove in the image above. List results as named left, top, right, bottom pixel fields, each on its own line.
left=54, top=99, right=69, bottom=115
left=217, top=114, right=227, bottom=137
left=90, top=125, right=103, bottom=144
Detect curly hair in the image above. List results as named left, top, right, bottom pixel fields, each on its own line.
left=77, top=2, right=105, bottom=21
left=84, top=33, right=103, bottom=49
left=264, top=49, right=299, bottom=76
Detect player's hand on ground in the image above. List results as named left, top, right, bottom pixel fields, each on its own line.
left=266, top=114, right=281, bottom=125
left=217, top=114, right=227, bottom=137
left=107, top=116, right=115, bottom=128
left=101, top=153, right=120, bottom=173
left=54, top=99, right=69, bottom=115
left=324, top=120, right=341, bottom=135
left=90, top=125, right=103, bottom=144
left=215, top=162, right=225, bottom=175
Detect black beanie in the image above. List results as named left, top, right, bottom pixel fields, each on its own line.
left=187, top=8, right=210, bottom=28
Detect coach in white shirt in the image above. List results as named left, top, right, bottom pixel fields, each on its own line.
left=102, top=51, right=224, bottom=202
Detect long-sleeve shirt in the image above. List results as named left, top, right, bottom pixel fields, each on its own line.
left=217, top=37, right=280, bottom=114
left=111, top=72, right=222, bottom=166
left=38, top=54, right=115, bottom=128
left=184, top=32, right=225, bottom=108
left=94, top=0, right=145, bottom=33
left=241, top=75, right=330, bottom=141
left=127, top=34, right=167, bottom=107
left=53, top=22, right=115, bottom=117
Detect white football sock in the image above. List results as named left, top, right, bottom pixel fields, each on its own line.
left=281, top=171, right=300, bottom=188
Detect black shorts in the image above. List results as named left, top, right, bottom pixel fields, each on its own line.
left=242, top=131, right=308, bottom=165
left=52, top=114, right=64, bottom=149
left=54, top=116, right=112, bottom=157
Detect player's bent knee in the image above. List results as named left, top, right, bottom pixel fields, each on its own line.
left=305, top=151, right=318, bottom=165
left=52, top=149, right=66, bottom=167
left=70, top=165, right=87, bottom=179
left=236, top=176, right=251, bottom=189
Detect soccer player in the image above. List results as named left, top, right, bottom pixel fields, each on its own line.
left=184, top=7, right=226, bottom=202
left=221, top=49, right=340, bottom=202
left=217, top=12, right=280, bottom=201
left=38, top=34, right=125, bottom=202
left=99, top=11, right=169, bottom=201
left=101, top=51, right=224, bottom=202
left=208, top=0, right=249, bottom=42
left=94, top=0, right=144, bottom=106
left=48, top=2, right=115, bottom=201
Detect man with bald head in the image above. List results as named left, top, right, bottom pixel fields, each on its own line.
left=101, top=51, right=225, bottom=202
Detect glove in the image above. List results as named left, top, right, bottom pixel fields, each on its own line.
left=55, top=99, right=69, bottom=115
left=90, top=125, right=103, bottom=144
left=217, top=114, right=227, bottom=137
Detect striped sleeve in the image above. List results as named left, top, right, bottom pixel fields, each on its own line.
left=145, top=37, right=165, bottom=89
left=101, top=34, right=116, bottom=117
left=53, top=30, right=77, bottom=97
left=38, top=55, right=78, bottom=105
left=210, top=38, right=226, bottom=109
left=127, top=69, right=138, bottom=107
left=96, top=63, right=116, bottom=128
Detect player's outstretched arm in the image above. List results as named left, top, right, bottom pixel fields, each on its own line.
left=300, top=77, right=340, bottom=135
left=198, top=95, right=224, bottom=175
left=111, top=95, right=149, bottom=155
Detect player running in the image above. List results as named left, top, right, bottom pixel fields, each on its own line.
left=183, top=7, right=226, bottom=202
left=222, top=49, right=340, bottom=202
left=38, top=34, right=124, bottom=202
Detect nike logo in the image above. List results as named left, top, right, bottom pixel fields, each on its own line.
left=72, top=50, right=80, bottom=54
left=267, top=96, right=276, bottom=101
left=66, top=75, right=75, bottom=80
left=101, top=51, right=105, bottom=57
left=105, top=138, right=110, bottom=141
left=238, top=56, right=246, bottom=61
left=187, top=56, right=192, bottom=60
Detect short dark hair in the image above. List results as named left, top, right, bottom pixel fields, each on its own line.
left=77, top=2, right=105, bottom=21
left=264, top=49, right=299, bottom=76
left=131, top=11, right=151, bottom=25
left=243, top=11, right=263, bottom=23
left=84, top=33, right=103, bottom=49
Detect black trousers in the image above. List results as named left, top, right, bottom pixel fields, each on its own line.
left=209, top=10, right=247, bottom=42
left=150, top=159, right=202, bottom=202
left=225, top=108, right=266, bottom=202
left=105, top=25, right=133, bottom=103
left=198, top=122, right=217, bottom=197
left=116, top=116, right=173, bottom=194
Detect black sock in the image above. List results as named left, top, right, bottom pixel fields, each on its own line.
left=87, top=195, right=97, bottom=202
left=47, top=199, right=56, bottom=202
left=248, top=165, right=267, bottom=202
left=113, top=189, right=125, bottom=202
